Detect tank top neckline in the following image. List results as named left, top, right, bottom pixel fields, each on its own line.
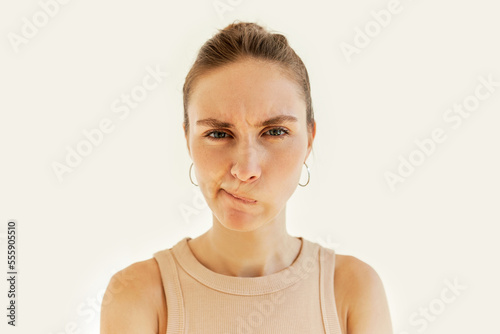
left=171, top=236, right=318, bottom=295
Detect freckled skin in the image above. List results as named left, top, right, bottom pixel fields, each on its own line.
left=185, top=58, right=314, bottom=235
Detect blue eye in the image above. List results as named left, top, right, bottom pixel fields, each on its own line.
left=205, top=127, right=290, bottom=141
left=207, top=131, right=229, bottom=139
left=267, top=128, right=289, bottom=137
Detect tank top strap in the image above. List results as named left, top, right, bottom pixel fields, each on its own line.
left=319, top=246, right=343, bottom=334
left=153, top=247, right=185, bottom=334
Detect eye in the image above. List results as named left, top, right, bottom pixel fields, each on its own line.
left=204, top=127, right=290, bottom=141
left=266, top=127, right=289, bottom=137
left=205, top=130, right=229, bottom=140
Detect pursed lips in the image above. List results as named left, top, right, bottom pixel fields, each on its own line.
left=224, top=189, right=257, bottom=203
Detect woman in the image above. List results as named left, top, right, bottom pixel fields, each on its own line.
left=100, top=21, right=393, bottom=334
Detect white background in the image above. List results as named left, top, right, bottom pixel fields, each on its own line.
left=1, top=0, right=499, bottom=333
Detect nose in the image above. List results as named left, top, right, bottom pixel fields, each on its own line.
left=231, top=140, right=262, bottom=183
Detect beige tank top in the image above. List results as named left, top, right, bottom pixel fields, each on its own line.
left=153, top=237, right=342, bottom=334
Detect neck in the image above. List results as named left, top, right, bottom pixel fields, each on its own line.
left=187, top=214, right=302, bottom=277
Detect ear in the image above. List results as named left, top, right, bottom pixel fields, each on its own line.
left=183, top=123, right=191, bottom=158
left=305, top=120, right=316, bottom=161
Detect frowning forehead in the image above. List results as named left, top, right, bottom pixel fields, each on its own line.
left=187, top=59, right=306, bottom=128
left=196, top=115, right=299, bottom=129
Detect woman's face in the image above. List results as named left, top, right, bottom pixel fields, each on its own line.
left=184, top=58, right=315, bottom=232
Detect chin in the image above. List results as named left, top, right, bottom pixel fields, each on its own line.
left=218, top=214, right=264, bottom=232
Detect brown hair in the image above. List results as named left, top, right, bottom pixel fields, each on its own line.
left=182, top=21, right=314, bottom=138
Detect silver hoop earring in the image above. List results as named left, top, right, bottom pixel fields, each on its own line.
left=298, top=162, right=310, bottom=187
left=189, top=162, right=198, bottom=186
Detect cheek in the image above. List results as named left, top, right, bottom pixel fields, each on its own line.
left=267, top=144, right=304, bottom=189
left=191, top=144, right=226, bottom=188
left=271, top=137, right=304, bottom=168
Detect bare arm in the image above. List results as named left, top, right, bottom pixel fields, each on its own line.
left=338, top=256, right=393, bottom=334
left=100, top=259, right=166, bottom=334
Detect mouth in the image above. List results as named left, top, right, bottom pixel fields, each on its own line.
left=223, top=190, right=257, bottom=203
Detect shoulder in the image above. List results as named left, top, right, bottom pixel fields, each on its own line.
left=334, top=254, right=384, bottom=302
left=334, top=254, right=393, bottom=334
left=100, top=258, right=166, bottom=334
left=334, top=254, right=381, bottom=287
left=105, top=258, right=164, bottom=303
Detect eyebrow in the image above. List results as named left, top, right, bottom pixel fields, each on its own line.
left=196, top=115, right=298, bottom=128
